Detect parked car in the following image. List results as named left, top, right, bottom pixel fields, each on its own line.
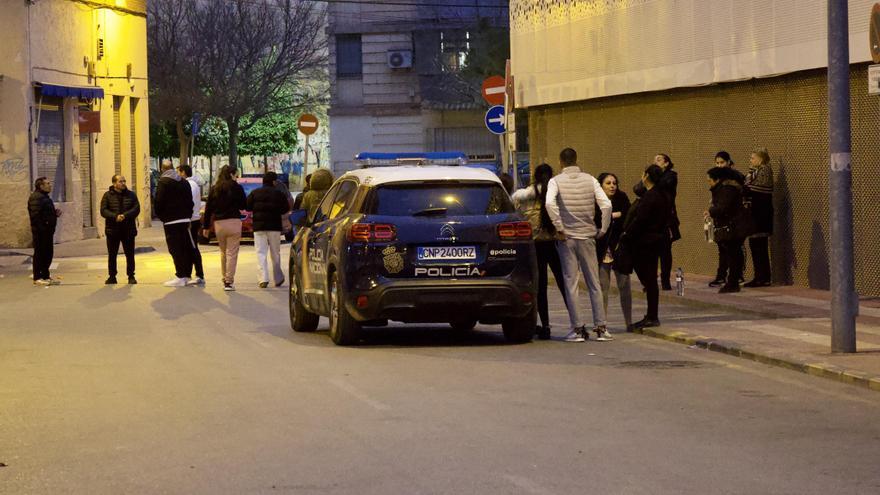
left=288, top=165, right=538, bottom=345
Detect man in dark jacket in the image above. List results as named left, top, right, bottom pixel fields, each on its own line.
left=154, top=159, right=195, bottom=287
left=100, top=175, right=141, bottom=284
left=247, top=172, right=290, bottom=288
left=28, top=177, right=61, bottom=286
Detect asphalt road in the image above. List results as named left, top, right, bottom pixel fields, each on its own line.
left=1, top=246, right=879, bottom=494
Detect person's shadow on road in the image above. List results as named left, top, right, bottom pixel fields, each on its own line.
left=78, top=285, right=134, bottom=308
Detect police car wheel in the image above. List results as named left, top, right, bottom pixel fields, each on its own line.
left=328, top=272, right=360, bottom=345
left=502, top=308, right=536, bottom=344
left=289, top=276, right=319, bottom=332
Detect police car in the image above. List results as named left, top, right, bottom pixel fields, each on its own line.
left=288, top=165, right=537, bottom=345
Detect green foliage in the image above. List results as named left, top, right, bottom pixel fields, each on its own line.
left=149, top=122, right=176, bottom=158
left=461, top=20, right=510, bottom=80
left=194, top=117, right=229, bottom=157
left=238, top=112, right=299, bottom=156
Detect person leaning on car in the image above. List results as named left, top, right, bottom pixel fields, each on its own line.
left=298, top=168, right=334, bottom=219
left=246, top=171, right=291, bottom=288
left=99, top=175, right=140, bottom=285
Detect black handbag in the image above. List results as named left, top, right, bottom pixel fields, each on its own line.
left=611, top=237, right=634, bottom=275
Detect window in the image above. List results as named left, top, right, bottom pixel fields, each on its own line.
left=440, top=30, right=470, bottom=72
left=313, top=184, right=341, bottom=224
left=35, top=95, right=66, bottom=202
left=329, top=180, right=357, bottom=220
left=336, top=34, right=362, bottom=77
left=366, top=182, right=514, bottom=217
left=113, top=96, right=122, bottom=175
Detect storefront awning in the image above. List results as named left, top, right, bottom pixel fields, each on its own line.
left=36, top=83, right=104, bottom=100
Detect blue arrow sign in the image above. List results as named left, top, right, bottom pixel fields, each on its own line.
left=485, top=105, right=505, bottom=135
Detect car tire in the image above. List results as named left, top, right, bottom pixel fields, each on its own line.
left=289, top=278, right=319, bottom=333
left=197, top=232, right=210, bottom=245
left=449, top=320, right=477, bottom=332
left=502, top=307, right=535, bottom=343
left=328, top=272, right=361, bottom=345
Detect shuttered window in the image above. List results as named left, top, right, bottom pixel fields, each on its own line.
left=129, top=98, right=138, bottom=189
left=35, top=95, right=66, bottom=202
left=113, top=96, right=122, bottom=175
left=79, top=129, right=93, bottom=227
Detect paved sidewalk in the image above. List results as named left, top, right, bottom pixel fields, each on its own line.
left=635, top=273, right=880, bottom=391
left=0, top=226, right=171, bottom=270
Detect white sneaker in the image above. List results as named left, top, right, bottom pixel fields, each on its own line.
left=594, top=326, right=614, bottom=342
left=33, top=279, right=50, bottom=286
left=223, top=282, right=235, bottom=291
left=564, top=327, right=587, bottom=343
left=163, top=277, right=189, bottom=287
left=186, top=277, right=205, bottom=286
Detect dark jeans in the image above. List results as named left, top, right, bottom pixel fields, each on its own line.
left=31, top=228, right=54, bottom=281
left=107, top=232, right=136, bottom=277
left=164, top=222, right=194, bottom=279
left=633, top=244, right=661, bottom=321
left=190, top=220, right=204, bottom=279
left=535, top=240, right=567, bottom=328
left=719, top=239, right=744, bottom=288
left=748, top=236, right=771, bottom=283
left=715, top=243, right=728, bottom=280
left=660, top=236, right=673, bottom=287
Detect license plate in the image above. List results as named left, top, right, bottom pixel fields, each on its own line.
left=417, top=246, right=477, bottom=261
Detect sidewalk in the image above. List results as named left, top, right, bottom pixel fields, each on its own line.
left=635, top=273, right=880, bottom=392
left=0, top=226, right=169, bottom=270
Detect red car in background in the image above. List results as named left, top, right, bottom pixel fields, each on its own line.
left=198, top=177, right=295, bottom=244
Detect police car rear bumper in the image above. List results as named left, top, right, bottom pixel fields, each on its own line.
left=345, top=279, right=535, bottom=323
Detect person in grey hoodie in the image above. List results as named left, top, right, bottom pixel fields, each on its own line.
left=545, top=148, right=613, bottom=342
left=154, top=159, right=195, bottom=287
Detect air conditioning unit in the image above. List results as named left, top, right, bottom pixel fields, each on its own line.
left=387, top=50, right=413, bottom=69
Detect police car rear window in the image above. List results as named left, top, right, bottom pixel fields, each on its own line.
left=366, top=182, right=514, bottom=216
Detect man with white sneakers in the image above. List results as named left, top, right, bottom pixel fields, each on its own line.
left=177, top=164, right=206, bottom=286
left=154, top=160, right=195, bottom=287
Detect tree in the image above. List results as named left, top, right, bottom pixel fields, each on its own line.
left=147, top=0, right=204, bottom=165
left=187, top=0, right=326, bottom=170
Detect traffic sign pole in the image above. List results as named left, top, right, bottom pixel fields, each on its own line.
left=297, top=114, right=319, bottom=188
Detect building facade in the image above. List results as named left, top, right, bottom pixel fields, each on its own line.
left=0, top=0, right=150, bottom=248
left=511, top=0, right=880, bottom=296
left=327, top=0, right=508, bottom=174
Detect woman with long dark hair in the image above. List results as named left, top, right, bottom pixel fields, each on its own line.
left=623, top=164, right=670, bottom=328
left=512, top=163, right=567, bottom=339
left=633, top=153, right=679, bottom=290
left=202, top=165, right=247, bottom=291
left=595, top=172, right=633, bottom=331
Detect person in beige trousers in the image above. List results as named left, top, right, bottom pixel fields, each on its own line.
left=202, top=166, right=247, bottom=291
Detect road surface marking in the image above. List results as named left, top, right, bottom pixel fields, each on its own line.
left=328, top=378, right=391, bottom=411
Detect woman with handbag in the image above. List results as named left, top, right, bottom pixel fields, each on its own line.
left=707, top=166, right=747, bottom=293
left=744, top=148, right=774, bottom=287
left=595, top=172, right=633, bottom=331
left=202, top=166, right=247, bottom=291
left=511, top=163, right=568, bottom=339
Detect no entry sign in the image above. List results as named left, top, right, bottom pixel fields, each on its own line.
left=297, top=114, right=319, bottom=135
left=481, top=76, right=506, bottom=106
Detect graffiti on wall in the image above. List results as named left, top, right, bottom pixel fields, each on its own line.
left=0, top=157, right=27, bottom=182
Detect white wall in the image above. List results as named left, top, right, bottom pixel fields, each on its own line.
left=511, top=0, right=874, bottom=108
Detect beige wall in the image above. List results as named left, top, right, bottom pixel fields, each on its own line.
left=0, top=3, right=34, bottom=247
left=0, top=0, right=150, bottom=248
left=528, top=64, right=880, bottom=296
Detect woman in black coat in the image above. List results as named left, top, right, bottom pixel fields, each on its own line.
left=623, top=164, right=670, bottom=328
left=634, top=153, right=679, bottom=290
left=707, top=167, right=746, bottom=293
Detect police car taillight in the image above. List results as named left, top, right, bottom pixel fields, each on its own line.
left=348, top=223, right=397, bottom=242
left=497, top=221, right=532, bottom=240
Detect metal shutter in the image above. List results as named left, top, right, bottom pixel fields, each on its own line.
left=35, top=97, right=65, bottom=202
left=79, top=132, right=93, bottom=227
left=129, top=98, right=138, bottom=190
left=113, top=96, right=122, bottom=175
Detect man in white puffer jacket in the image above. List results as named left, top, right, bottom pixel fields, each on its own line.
left=546, top=147, right=613, bottom=342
